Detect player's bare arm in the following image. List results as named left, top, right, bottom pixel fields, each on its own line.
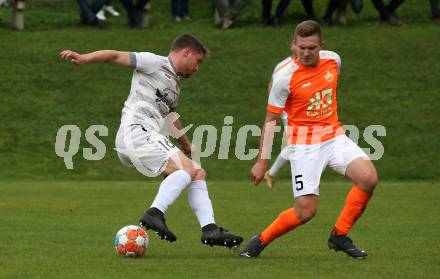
left=59, top=50, right=131, bottom=67
left=250, top=111, right=279, bottom=186
left=172, top=117, right=197, bottom=155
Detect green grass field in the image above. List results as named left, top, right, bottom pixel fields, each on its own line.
left=0, top=0, right=439, bottom=180
left=1, top=180, right=439, bottom=278
left=1, top=1, right=440, bottom=278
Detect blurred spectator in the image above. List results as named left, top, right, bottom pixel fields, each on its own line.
left=118, top=0, right=151, bottom=28
left=213, top=0, right=247, bottom=29
left=322, top=0, right=363, bottom=25
left=261, top=0, right=315, bottom=27
left=301, top=0, right=315, bottom=20
left=370, top=0, right=405, bottom=26
left=323, top=0, right=404, bottom=26
left=335, top=0, right=363, bottom=25
left=261, top=0, right=291, bottom=27
left=334, top=0, right=349, bottom=25
left=0, top=0, right=4, bottom=24
left=0, top=0, right=5, bottom=23
left=429, top=0, right=440, bottom=22
left=171, top=0, right=190, bottom=21
left=76, top=0, right=150, bottom=29
left=76, top=0, right=106, bottom=28
left=96, top=0, right=121, bottom=21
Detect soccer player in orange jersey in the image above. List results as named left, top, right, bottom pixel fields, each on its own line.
left=240, top=20, right=378, bottom=259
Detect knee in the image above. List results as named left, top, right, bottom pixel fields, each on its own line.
left=193, top=168, right=207, bottom=181
left=180, top=167, right=206, bottom=181
left=180, top=166, right=198, bottom=179
left=359, top=167, right=378, bottom=192
left=368, top=170, right=378, bottom=189
left=295, top=207, right=317, bottom=223
left=180, top=158, right=205, bottom=180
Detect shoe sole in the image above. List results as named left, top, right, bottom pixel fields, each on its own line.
left=239, top=252, right=256, bottom=258
left=202, top=237, right=243, bottom=248
left=140, top=218, right=177, bottom=242
left=328, top=241, right=367, bottom=259
left=141, top=223, right=177, bottom=242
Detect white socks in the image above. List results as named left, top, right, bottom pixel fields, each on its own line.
left=150, top=170, right=192, bottom=213
left=187, top=180, right=215, bottom=227
left=149, top=171, right=215, bottom=228
left=268, top=146, right=290, bottom=177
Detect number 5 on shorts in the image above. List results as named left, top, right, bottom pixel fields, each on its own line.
left=295, top=175, right=303, bottom=191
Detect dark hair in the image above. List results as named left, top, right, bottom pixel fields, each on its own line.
left=292, top=20, right=322, bottom=42
left=170, top=34, right=208, bottom=55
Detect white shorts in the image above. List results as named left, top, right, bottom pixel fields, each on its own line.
left=288, top=135, right=369, bottom=198
left=115, top=124, right=180, bottom=177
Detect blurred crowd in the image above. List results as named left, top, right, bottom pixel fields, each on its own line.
left=1, top=0, right=439, bottom=29
left=76, top=0, right=439, bottom=29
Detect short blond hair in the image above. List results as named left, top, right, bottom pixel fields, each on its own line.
left=292, top=20, right=322, bottom=42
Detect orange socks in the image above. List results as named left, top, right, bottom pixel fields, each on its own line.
left=259, top=208, right=302, bottom=246
left=258, top=186, right=371, bottom=246
left=333, top=185, right=372, bottom=235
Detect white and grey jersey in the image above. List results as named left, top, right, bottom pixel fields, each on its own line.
left=120, top=52, right=181, bottom=131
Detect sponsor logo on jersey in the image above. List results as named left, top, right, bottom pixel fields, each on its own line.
left=324, top=70, right=334, bottom=82
left=302, top=82, right=312, bottom=88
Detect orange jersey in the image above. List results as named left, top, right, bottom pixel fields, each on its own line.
left=267, top=51, right=343, bottom=145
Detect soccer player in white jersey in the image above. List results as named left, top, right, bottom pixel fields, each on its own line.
left=60, top=34, right=243, bottom=248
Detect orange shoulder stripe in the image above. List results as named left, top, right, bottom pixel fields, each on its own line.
left=267, top=104, right=284, bottom=114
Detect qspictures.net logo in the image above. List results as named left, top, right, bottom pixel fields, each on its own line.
left=54, top=113, right=386, bottom=177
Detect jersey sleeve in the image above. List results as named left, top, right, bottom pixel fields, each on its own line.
left=272, top=56, right=292, bottom=76
left=129, top=52, right=163, bottom=74
left=320, top=50, right=341, bottom=71
left=267, top=75, right=290, bottom=114
left=333, top=52, right=341, bottom=71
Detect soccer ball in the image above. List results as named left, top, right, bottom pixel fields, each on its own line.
left=114, top=225, right=149, bottom=257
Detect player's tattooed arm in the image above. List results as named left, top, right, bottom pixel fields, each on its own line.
left=60, top=50, right=131, bottom=67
